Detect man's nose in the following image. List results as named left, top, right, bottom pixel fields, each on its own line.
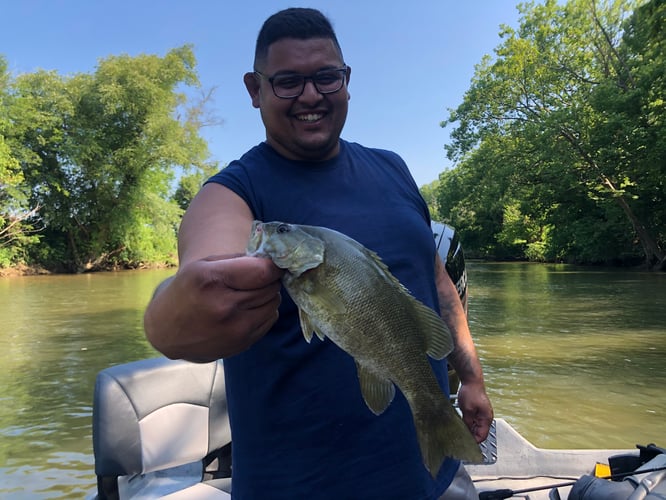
left=299, top=80, right=323, bottom=102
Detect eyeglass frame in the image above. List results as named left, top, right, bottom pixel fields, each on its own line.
left=254, top=65, right=348, bottom=99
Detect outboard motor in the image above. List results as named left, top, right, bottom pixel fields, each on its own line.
left=431, top=221, right=468, bottom=395
left=431, top=221, right=468, bottom=312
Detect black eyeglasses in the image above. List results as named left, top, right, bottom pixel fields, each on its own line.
left=254, top=66, right=348, bottom=99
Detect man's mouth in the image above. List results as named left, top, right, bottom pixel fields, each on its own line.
left=295, top=112, right=324, bottom=122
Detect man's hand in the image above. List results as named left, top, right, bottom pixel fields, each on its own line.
left=457, top=381, right=494, bottom=443
left=144, top=255, right=284, bottom=362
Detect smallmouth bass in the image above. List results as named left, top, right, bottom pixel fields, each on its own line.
left=246, top=221, right=482, bottom=476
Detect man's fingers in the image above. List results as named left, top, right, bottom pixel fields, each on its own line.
left=212, top=255, right=285, bottom=290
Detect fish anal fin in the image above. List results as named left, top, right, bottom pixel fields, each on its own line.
left=355, top=361, right=395, bottom=415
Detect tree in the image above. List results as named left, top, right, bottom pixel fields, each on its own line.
left=173, top=162, right=221, bottom=211
left=11, top=45, right=210, bottom=271
left=441, top=0, right=664, bottom=268
left=419, top=179, right=440, bottom=220
left=0, top=57, right=40, bottom=267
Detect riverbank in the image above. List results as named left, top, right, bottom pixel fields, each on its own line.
left=3, top=260, right=660, bottom=278
left=0, top=262, right=175, bottom=277
left=0, top=264, right=50, bottom=277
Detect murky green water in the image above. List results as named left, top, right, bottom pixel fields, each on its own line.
left=0, top=270, right=172, bottom=499
left=467, top=263, right=666, bottom=449
left=0, top=264, right=664, bottom=498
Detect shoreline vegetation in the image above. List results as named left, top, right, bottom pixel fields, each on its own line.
left=2, top=1, right=663, bottom=274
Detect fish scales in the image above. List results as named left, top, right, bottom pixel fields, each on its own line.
left=246, top=220, right=482, bottom=476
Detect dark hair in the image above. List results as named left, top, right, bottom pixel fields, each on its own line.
left=254, top=8, right=344, bottom=69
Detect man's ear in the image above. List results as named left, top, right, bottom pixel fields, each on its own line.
left=243, top=72, right=261, bottom=109
left=345, top=65, right=351, bottom=101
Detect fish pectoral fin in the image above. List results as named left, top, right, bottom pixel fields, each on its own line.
left=298, top=308, right=325, bottom=342
left=309, top=282, right=347, bottom=315
left=356, top=362, right=395, bottom=415
left=414, top=301, right=453, bottom=360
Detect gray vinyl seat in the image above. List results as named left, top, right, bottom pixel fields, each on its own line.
left=91, top=357, right=232, bottom=499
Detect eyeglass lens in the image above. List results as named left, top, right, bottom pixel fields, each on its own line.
left=271, top=69, right=346, bottom=98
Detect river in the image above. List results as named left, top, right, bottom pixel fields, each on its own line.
left=0, top=263, right=664, bottom=498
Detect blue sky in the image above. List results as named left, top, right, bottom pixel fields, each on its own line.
left=1, top=1, right=522, bottom=187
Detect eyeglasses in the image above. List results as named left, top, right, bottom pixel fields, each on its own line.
left=254, top=66, right=348, bottom=99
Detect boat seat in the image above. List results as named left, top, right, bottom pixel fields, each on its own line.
left=91, top=357, right=232, bottom=499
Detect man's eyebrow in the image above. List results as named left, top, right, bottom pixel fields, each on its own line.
left=272, top=66, right=341, bottom=76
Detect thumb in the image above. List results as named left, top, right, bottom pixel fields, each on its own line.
left=209, top=255, right=284, bottom=291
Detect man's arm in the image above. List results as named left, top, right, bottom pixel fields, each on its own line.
left=143, top=183, right=284, bottom=362
left=435, top=255, right=493, bottom=442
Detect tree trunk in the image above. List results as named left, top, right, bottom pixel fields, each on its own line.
left=559, top=127, right=664, bottom=270
left=610, top=188, right=665, bottom=270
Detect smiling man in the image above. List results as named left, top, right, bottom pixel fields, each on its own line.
left=144, top=8, right=492, bottom=499
left=246, top=36, right=350, bottom=161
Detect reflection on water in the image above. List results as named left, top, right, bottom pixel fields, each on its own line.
left=468, top=262, right=666, bottom=449
left=0, top=270, right=173, bottom=498
left=0, top=264, right=664, bottom=497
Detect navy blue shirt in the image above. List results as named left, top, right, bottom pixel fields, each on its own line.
left=207, top=140, right=458, bottom=499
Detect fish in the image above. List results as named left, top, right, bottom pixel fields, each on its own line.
left=246, top=220, right=482, bottom=476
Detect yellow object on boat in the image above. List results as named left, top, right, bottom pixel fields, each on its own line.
left=594, top=462, right=611, bottom=478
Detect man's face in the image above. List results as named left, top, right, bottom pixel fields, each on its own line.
left=244, top=37, right=351, bottom=162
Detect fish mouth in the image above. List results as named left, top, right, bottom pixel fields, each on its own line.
left=247, top=222, right=265, bottom=256
left=247, top=222, right=290, bottom=265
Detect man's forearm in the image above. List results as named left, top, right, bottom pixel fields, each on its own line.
left=434, top=257, right=485, bottom=385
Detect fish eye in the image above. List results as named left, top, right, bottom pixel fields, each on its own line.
left=277, top=224, right=291, bottom=234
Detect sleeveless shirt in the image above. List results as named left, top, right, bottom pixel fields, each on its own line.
left=206, top=140, right=459, bottom=499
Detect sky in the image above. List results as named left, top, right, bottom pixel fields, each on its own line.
left=1, top=1, right=523, bottom=187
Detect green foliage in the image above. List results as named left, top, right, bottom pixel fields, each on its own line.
left=439, top=0, right=665, bottom=269
left=0, top=56, right=40, bottom=266
left=1, top=46, right=215, bottom=272
left=419, top=179, right=441, bottom=220
left=173, top=161, right=221, bottom=211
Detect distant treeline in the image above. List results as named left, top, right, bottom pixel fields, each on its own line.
left=1, top=0, right=664, bottom=274
left=422, top=0, right=664, bottom=270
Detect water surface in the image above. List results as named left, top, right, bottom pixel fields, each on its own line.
left=468, top=262, right=665, bottom=449
left=0, top=264, right=664, bottom=497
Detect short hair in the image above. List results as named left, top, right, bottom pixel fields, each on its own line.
left=253, top=8, right=344, bottom=69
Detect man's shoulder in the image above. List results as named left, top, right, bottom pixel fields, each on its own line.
left=343, top=140, right=413, bottom=185
left=235, top=142, right=273, bottom=165
left=343, top=140, right=403, bottom=162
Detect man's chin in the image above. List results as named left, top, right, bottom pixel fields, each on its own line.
left=293, top=136, right=339, bottom=160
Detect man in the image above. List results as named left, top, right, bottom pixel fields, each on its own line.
left=144, top=8, right=492, bottom=499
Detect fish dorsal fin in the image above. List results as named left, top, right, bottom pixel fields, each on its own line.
left=314, top=226, right=410, bottom=294
left=298, top=308, right=325, bottom=343
left=355, top=361, right=396, bottom=415
left=413, top=301, right=453, bottom=360
left=356, top=244, right=409, bottom=291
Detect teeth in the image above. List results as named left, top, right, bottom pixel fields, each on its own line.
left=296, top=113, right=323, bottom=122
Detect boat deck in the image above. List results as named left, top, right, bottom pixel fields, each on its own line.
left=468, top=419, right=634, bottom=499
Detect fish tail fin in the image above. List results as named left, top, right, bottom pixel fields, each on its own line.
left=414, top=402, right=483, bottom=478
